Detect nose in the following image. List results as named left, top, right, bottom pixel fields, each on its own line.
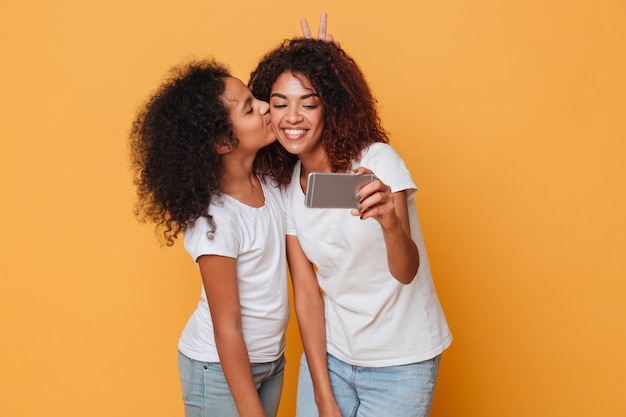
left=257, top=99, right=270, bottom=115
left=287, top=105, right=302, bottom=123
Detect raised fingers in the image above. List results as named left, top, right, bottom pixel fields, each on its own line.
left=300, top=17, right=313, bottom=38
left=301, top=12, right=338, bottom=45
left=317, top=11, right=328, bottom=39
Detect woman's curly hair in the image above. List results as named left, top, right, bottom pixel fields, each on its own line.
left=249, top=38, right=389, bottom=186
left=129, top=59, right=237, bottom=246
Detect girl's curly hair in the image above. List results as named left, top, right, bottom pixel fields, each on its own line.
left=129, top=59, right=236, bottom=246
left=249, top=38, right=389, bottom=186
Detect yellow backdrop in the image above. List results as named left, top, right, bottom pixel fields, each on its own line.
left=1, top=1, right=625, bottom=416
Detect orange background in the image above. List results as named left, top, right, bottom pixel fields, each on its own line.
left=1, top=1, right=625, bottom=416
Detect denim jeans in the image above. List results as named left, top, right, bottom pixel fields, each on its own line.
left=296, top=352, right=441, bottom=417
left=178, top=350, right=285, bottom=417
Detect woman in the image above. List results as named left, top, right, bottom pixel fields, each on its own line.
left=129, top=59, right=287, bottom=417
left=250, top=39, right=453, bottom=417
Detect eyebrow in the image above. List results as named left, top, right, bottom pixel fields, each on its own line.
left=270, top=92, right=320, bottom=100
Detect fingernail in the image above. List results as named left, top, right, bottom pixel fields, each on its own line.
left=352, top=168, right=358, bottom=174
left=357, top=205, right=363, bottom=212
left=355, top=194, right=361, bottom=201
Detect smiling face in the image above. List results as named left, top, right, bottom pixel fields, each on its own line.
left=269, top=71, right=325, bottom=162
left=221, top=77, right=274, bottom=154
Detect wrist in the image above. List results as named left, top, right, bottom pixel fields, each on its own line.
left=380, top=215, right=404, bottom=234
left=314, top=386, right=337, bottom=406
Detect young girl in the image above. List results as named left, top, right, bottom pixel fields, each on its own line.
left=129, top=59, right=288, bottom=417
left=250, top=39, right=452, bottom=417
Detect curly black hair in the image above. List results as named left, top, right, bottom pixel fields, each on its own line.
left=129, top=59, right=237, bottom=246
left=249, top=38, right=389, bottom=186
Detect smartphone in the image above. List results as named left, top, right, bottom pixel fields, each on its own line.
left=304, top=172, right=376, bottom=208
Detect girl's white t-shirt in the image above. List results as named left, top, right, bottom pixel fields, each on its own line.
left=178, top=181, right=289, bottom=363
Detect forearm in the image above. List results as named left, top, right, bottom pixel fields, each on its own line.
left=380, top=215, right=420, bottom=284
left=198, top=255, right=266, bottom=416
left=288, top=235, right=339, bottom=415
left=215, top=327, right=266, bottom=417
left=295, top=293, right=337, bottom=412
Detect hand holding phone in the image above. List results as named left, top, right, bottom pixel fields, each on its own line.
left=304, top=172, right=376, bottom=208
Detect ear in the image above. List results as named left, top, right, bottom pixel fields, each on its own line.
left=214, top=141, right=232, bottom=155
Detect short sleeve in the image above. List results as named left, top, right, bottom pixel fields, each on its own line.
left=358, top=143, right=417, bottom=200
left=183, top=211, right=240, bottom=262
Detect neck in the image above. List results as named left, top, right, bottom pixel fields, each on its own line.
left=299, top=154, right=330, bottom=178
left=220, top=153, right=257, bottom=193
left=298, top=155, right=331, bottom=193
left=220, top=166, right=264, bottom=208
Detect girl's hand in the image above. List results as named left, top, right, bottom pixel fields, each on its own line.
left=301, top=12, right=340, bottom=46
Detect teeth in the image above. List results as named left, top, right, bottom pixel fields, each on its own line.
left=284, top=129, right=305, bottom=136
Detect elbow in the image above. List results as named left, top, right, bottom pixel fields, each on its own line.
left=294, top=290, right=325, bottom=316
left=390, top=263, right=418, bottom=284
left=295, top=296, right=324, bottom=315
left=393, top=270, right=417, bottom=285
left=391, top=252, right=420, bottom=285
left=213, top=319, right=243, bottom=342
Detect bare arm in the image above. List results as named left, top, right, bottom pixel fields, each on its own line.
left=198, top=255, right=266, bottom=417
left=287, top=235, right=341, bottom=417
left=352, top=168, right=420, bottom=284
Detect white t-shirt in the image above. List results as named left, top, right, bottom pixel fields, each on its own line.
left=284, top=143, right=452, bottom=366
left=178, top=181, right=289, bottom=363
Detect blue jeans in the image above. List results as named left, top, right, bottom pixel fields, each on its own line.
left=178, top=350, right=285, bottom=417
left=296, top=353, right=441, bottom=417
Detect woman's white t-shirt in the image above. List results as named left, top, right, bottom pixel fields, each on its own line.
left=178, top=181, right=289, bottom=363
left=283, top=143, right=452, bottom=366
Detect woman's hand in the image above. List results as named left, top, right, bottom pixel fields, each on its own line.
left=351, top=167, right=397, bottom=227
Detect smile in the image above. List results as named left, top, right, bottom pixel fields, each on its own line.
left=283, top=129, right=306, bottom=139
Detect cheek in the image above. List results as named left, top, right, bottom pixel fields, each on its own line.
left=235, top=121, right=256, bottom=140
left=311, top=115, right=324, bottom=133
left=270, top=114, right=282, bottom=133
left=271, top=123, right=281, bottom=139
left=269, top=111, right=281, bottom=126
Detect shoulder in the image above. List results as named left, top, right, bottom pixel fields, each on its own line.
left=262, top=180, right=283, bottom=203
left=357, top=143, right=407, bottom=175
left=359, top=143, right=402, bottom=164
left=358, top=143, right=416, bottom=195
left=184, top=198, right=240, bottom=247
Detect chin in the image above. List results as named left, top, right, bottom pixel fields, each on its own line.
left=279, top=144, right=301, bottom=155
